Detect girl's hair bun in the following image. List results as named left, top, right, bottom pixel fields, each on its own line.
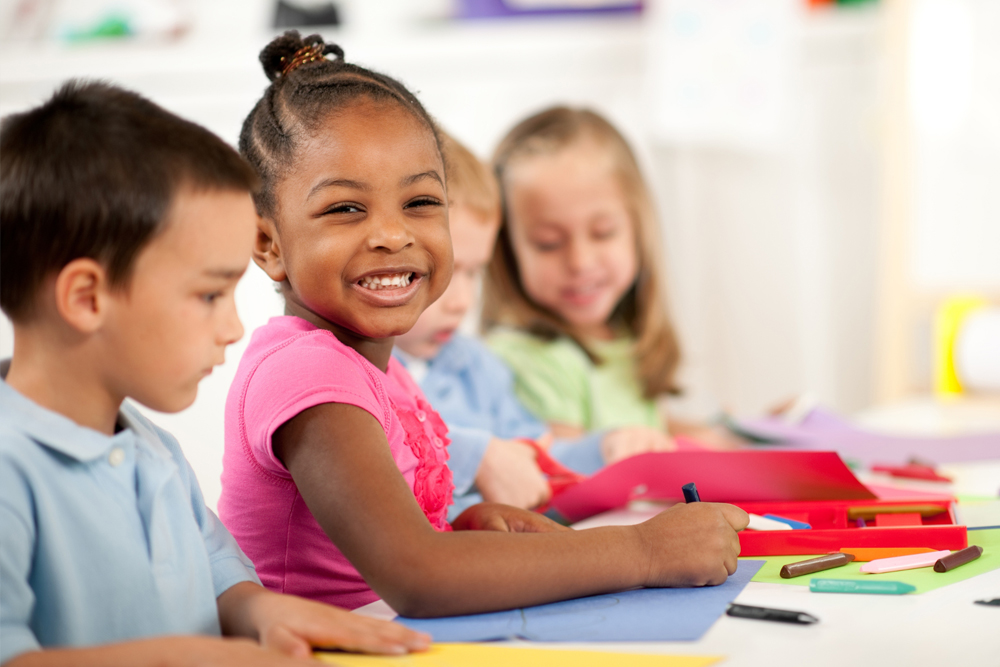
left=259, top=30, right=344, bottom=82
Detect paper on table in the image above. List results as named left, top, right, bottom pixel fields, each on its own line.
left=395, top=561, right=764, bottom=643
left=735, top=408, right=1000, bottom=466
left=549, top=450, right=874, bottom=522
left=315, top=644, right=723, bottom=667
left=748, top=528, right=1000, bottom=594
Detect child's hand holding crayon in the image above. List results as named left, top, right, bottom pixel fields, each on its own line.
left=635, top=503, right=749, bottom=587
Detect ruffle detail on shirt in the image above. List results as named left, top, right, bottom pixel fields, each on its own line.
left=395, top=398, right=454, bottom=531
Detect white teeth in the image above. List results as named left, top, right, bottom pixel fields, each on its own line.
left=359, top=273, right=413, bottom=290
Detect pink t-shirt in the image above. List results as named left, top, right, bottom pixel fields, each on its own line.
left=219, top=316, right=453, bottom=609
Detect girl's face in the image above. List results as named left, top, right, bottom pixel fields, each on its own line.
left=504, top=139, right=637, bottom=338
left=261, top=99, right=452, bottom=344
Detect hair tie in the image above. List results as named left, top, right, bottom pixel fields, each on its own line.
left=280, top=43, right=338, bottom=77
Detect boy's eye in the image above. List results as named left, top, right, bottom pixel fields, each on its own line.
left=593, top=227, right=617, bottom=240
left=201, top=292, right=222, bottom=304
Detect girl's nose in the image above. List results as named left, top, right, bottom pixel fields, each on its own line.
left=566, top=237, right=596, bottom=273
left=368, top=212, right=414, bottom=252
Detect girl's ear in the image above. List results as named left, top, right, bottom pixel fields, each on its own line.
left=253, top=216, right=288, bottom=283
left=53, top=258, right=108, bottom=334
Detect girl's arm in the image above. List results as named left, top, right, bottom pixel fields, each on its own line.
left=274, top=402, right=748, bottom=618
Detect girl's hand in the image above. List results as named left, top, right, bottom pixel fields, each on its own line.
left=476, top=438, right=551, bottom=509
left=218, top=582, right=430, bottom=658
left=634, top=502, right=749, bottom=588
left=600, top=426, right=675, bottom=464
left=452, top=502, right=572, bottom=533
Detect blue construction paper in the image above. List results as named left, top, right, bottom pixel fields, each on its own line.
left=398, top=560, right=764, bottom=642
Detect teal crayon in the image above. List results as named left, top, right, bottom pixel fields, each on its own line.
left=809, top=578, right=915, bottom=595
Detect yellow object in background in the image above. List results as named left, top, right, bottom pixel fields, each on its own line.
left=315, top=644, right=723, bottom=667
left=934, top=296, right=988, bottom=397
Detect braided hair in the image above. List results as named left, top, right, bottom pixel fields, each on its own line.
left=240, top=31, right=442, bottom=218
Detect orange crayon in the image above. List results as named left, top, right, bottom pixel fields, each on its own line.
left=840, top=547, right=937, bottom=562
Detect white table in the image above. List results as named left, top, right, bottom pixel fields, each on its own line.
left=356, top=401, right=1000, bottom=665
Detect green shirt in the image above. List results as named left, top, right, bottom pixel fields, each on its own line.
left=487, top=329, right=662, bottom=431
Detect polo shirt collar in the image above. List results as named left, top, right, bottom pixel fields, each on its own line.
left=0, top=371, right=132, bottom=463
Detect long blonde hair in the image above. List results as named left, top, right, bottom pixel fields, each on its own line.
left=482, top=107, right=681, bottom=398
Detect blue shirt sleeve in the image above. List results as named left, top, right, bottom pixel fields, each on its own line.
left=548, top=431, right=607, bottom=476
left=446, top=425, right=492, bottom=497
left=0, top=455, right=40, bottom=664
left=473, top=344, right=549, bottom=441
left=444, top=425, right=491, bottom=523
left=144, top=414, right=260, bottom=597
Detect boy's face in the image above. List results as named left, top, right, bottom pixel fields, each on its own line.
left=395, top=204, right=498, bottom=359
left=101, top=188, right=256, bottom=413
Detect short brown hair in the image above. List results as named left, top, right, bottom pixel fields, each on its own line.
left=483, top=106, right=682, bottom=398
left=439, top=130, right=500, bottom=223
left=1, top=80, right=257, bottom=322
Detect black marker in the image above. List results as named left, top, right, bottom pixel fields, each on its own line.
left=682, top=482, right=701, bottom=503
left=975, top=598, right=1000, bottom=606
left=726, top=603, right=818, bottom=625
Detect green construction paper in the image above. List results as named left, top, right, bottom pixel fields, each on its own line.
left=745, top=528, right=1000, bottom=594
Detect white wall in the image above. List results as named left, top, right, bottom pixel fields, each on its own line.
left=5, top=1, right=981, bottom=510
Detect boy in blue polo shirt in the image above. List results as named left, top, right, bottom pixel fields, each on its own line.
left=0, top=82, right=427, bottom=666
left=393, top=133, right=674, bottom=519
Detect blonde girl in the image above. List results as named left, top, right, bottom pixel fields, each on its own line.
left=485, top=107, right=719, bottom=444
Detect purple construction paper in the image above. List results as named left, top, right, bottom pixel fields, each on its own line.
left=397, top=560, right=764, bottom=642
left=455, top=0, right=642, bottom=19
left=737, top=408, right=1000, bottom=466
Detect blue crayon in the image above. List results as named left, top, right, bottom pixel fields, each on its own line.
left=682, top=482, right=701, bottom=503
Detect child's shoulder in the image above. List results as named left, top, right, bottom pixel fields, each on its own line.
left=240, top=316, right=384, bottom=385
left=486, top=327, right=591, bottom=366
left=231, top=316, right=393, bottom=431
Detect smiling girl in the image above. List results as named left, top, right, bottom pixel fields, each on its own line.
left=218, top=32, right=747, bottom=619
left=484, top=108, right=727, bottom=444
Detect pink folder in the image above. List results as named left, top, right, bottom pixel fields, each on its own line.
left=548, top=450, right=876, bottom=522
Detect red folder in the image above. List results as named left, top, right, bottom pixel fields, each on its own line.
left=548, top=449, right=875, bottom=523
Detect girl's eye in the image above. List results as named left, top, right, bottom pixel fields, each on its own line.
left=201, top=292, right=222, bottom=305
left=531, top=240, right=562, bottom=252
left=323, top=203, right=364, bottom=215
left=405, top=197, right=443, bottom=209
left=593, top=227, right=618, bottom=240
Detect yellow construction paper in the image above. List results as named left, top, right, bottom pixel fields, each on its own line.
left=315, top=644, right=723, bottom=667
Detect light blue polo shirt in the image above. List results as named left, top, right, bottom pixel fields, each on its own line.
left=0, top=373, right=259, bottom=663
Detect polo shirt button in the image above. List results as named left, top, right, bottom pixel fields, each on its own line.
left=416, top=411, right=427, bottom=422
left=108, top=447, right=126, bottom=467
left=433, top=437, right=443, bottom=447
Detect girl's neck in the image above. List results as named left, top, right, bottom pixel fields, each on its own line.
left=284, top=301, right=395, bottom=372
left=573, top=322, right=617, bottom=342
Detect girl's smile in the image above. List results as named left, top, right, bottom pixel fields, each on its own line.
left=350, top=268, right=423, bottom=307
left=253, top=98, right=452, bottom=369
